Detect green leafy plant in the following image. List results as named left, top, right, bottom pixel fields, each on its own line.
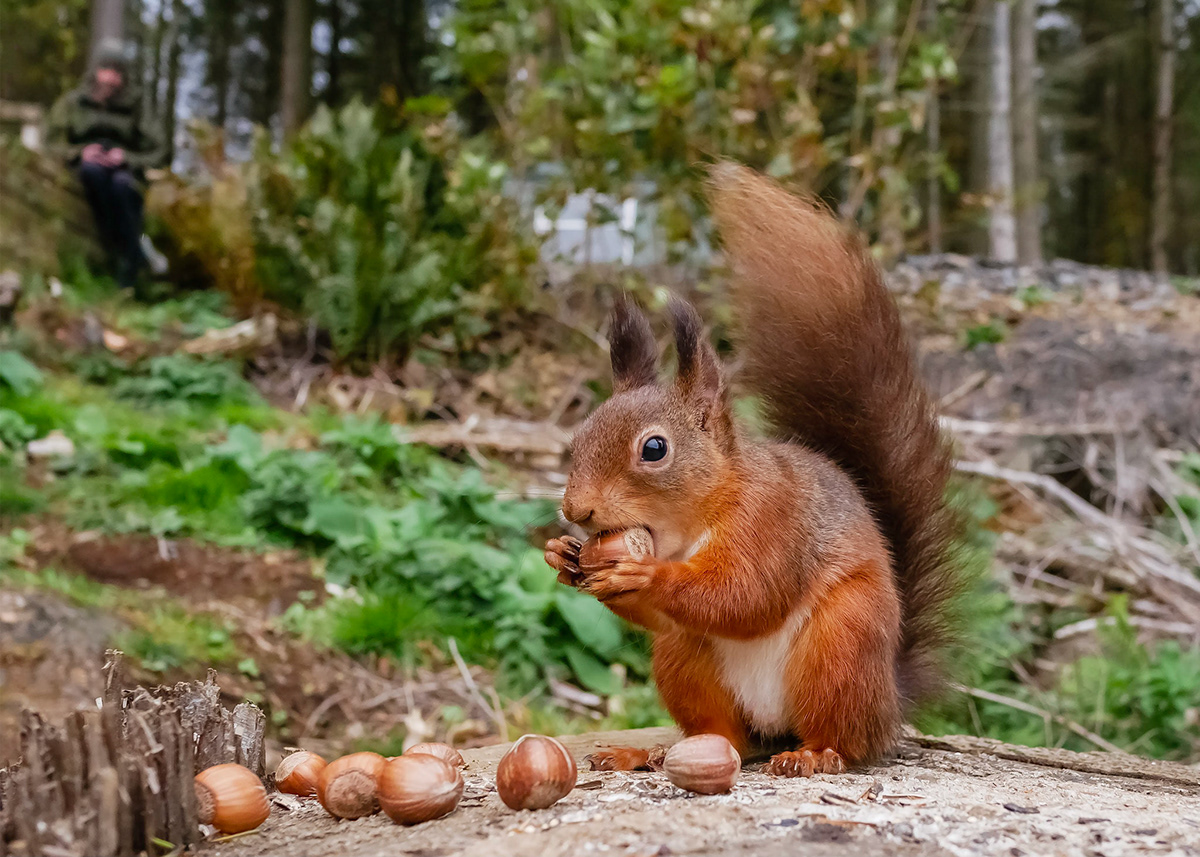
left=0, top=408, right=36, bottom=450
left=0, top=351, right=43, bottom=396
left=963, top=319, right=1009, bottom=350
left=248, top=99, right=538, bottom=363
left=114, top=355, right=259, bottom=406
left=446, top=0, right=958, bottom=260
left=1016, top=284, right=1053, bottom=308
left=114, top=291, right=235, bottom=341
left=116, top=616, right=239, bottom=674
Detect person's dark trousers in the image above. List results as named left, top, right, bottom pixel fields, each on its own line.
left=77, top=162, right=145, bottom=293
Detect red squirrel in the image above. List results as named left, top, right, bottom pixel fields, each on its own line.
left=543, top=162, right=961, bottom=777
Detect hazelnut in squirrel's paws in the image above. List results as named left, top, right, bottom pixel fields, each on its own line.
left=579, top=527, right=654, bottom=566
left=765, top=748, right=846, bottom=778
left=548, top=527, right=655, bottom=596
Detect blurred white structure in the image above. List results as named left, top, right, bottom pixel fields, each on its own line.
left=0, top=100, right=44, bottom=151
left=533, top=190, right=640, bottom=266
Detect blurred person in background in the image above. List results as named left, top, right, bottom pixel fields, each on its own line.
left=45, top=39, right=168, bottom=295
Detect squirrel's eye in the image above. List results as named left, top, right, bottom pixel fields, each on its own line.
left=641, top=436, right=668, bottom=462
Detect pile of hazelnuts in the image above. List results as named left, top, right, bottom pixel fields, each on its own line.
left=192, top=732, right=741, bottom=835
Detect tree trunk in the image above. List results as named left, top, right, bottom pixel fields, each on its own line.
left=397, top=0, right=427, bottom=101
left=875, top=0, right=904, bottom=262
left=1011, top=0, right=1041, bottom=266
left=327, top=0, right=343, bottom=106
left=210, top=17, right=232, bottom=130
left=162, top=0, right=184, bottom=163
left=985, top=1, right=1017, bottom=262
left=1150, top=0, right=1175, bottom=278
left=967, top=6, right=991, bottom=256
left=253, top=0, right=285, bottom=126
left=147, top=0, right=167, bottom=122
left=131, top=0, right=146, bottom=93
left=87, top=0, right=126, bottom=68
left=281, top=0, right=313, bottom=138
left=923, top=0, right=942, bottom=254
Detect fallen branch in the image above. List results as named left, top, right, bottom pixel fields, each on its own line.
left=942, top=416, right=1138, bottom=437
left=955, top=458, right=1117, bottom=529
left=958, top=459, right=1200, bottom=604
left=909, top=731, right=1200, bottom=788
left=448, top=637, right=507, bottom=741
left=1052, top=615, right=1198, bottom=642
left=953, top=685, right=1126, bottom=754
left=182, top=314, right=277, bottom=356
left=396, top=416, right=570, bottom=457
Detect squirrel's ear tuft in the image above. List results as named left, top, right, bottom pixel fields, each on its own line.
left=668, top=297, right=723, bottom=426
left=609, top=294, right=658, bottom=392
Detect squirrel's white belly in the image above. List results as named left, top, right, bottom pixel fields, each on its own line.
left=711, top=610, right=809, bottom=736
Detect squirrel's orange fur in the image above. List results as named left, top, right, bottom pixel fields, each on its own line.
left=544, top=163, right=961, bottom=776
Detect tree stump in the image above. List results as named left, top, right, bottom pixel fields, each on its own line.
left=0, top=651, right=265, bottom=857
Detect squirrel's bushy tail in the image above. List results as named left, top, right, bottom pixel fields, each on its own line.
left=706, top=162, right=962, bottom=709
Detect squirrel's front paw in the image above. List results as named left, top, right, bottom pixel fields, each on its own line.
left=578, top=558, right=655, bottom=600
left=544, top=536, right=583, bottom=586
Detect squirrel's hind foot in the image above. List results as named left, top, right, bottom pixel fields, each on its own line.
left=765, top=748, right=846, bottom=777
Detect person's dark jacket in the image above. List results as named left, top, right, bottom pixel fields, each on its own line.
left=44, top=75, right=168, bottom=179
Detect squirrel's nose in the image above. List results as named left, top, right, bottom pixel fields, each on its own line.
left=561, top=496, right=594, bottom=526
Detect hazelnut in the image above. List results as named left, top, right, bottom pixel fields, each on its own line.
left=495, top=734, right=577, bottom=810
left=661, top=734, right=741, bottom=794
left=194, top=763, right=270, bottom=834
left=378, top=754, right=464, bottom=824
left=404, top=742, right=465, bottom=769
left=275, top=750, right=327, bottom=797
left=580, top=527, right=654, bottom=566
left=317, top=752, right=386, bottom=819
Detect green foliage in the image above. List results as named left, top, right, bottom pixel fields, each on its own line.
left=0, top=0, right=88, bottom=104
left=0, top=351, right=43, bottom=397
left=445, top=0, right=955, bottom=256
left=962, top=319, right=1009, bottom=350
left=114, top=291, right=235, bottom=341
left=1056, top=609, right=1200, bottom=760
left=115, top=614, right=239, bottom=674
left=113, top=355, right=260, bottom=406
left=290, top=459, right=647, bottom=694
left=0, top=467, right=42, bottom=516
left=1154, top=453, right=1200, bottom=547
left=920, top=482, right=1200, bottom=761
left=0, top=558, right=245, bottom=676
left=1015, top=284, right=1053, bottom=308
left=247, top=99, right=539, bottom=363
left=318, top=415, right=427, bottom=483
left=0, top=408, right=36, bottom=450
left=1, top=357, right=643, bottom=696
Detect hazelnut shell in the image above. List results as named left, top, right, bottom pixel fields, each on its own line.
left=378, top=754, right=464, bottom=824
left=404, top=742, right=465, bottom=769
left=495, top=734, right=577, bottom=810
left=579, top=527, right=654, bottom=566
left=317, top=752, right=386, bottom=819
left=275, top=750, right=327, bottom=797
left=661, top=734, right=741, bottom=794
left=194, top=763, right=270, bottom=834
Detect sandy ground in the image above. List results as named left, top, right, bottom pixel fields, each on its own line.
left=205, top=729, right=1200, bottom=857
